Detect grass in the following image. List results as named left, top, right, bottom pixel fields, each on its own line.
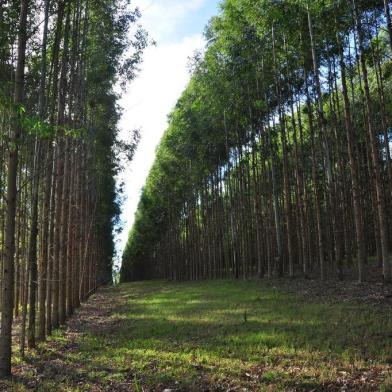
left=4, top=280, right=392, bottom=391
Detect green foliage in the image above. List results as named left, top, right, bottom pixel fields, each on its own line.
left=121, top=0, right=392, bottom=282
left=78, top=0, right=148, bottom=280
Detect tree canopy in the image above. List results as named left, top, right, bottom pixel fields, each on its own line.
left=0, top=0, right=147, bottom=377
left=121, top=0, right=392, bottom=284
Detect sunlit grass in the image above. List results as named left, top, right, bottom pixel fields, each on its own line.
left=5, top=280, right=392, bottom=391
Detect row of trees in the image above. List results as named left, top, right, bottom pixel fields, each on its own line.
left=121, top=0, right=392, bottom=285
left=0, top=0, right=146, bottom=378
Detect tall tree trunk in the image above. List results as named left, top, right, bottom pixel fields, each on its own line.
left=37, top=0, right=50, bottom=341
left=0, top=0, right=29, bottom=377
left=307, top=8, right=332, bottom=280
left=27, top=0, right=50, bottom=348
left=338, top=36, right=366, bottom=282
left=353, top=0, right=391, bottom=281
left=27, top=141, right=41, bottom=349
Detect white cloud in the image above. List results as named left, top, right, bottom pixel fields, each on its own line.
left=116, top=33, right=205, bottom=254
left=113, top=0, right=216, bottom=265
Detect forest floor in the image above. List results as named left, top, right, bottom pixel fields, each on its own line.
left=1, top=279, right=392, bottom=391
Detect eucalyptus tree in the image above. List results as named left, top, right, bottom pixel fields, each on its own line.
left=0, top=0, right=147, bottom=377
left=121, top=0, right=392, bottom=284
left=0, top=0, right=30, bottom=375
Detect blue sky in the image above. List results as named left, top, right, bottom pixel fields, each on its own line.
left=137, top=0, right=220, bottom=43
left=160, top=1, right=221, bottom=42
left=116, top=0, right=220, bottom=260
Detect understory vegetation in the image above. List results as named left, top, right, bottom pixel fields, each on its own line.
left=2, top=281, right=391, bottom=391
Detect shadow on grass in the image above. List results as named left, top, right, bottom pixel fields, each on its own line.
left=8, top=280, right=392, bottom=391
left=105, top=282, right=390, bottom=356
left=58, top=280, right=389, bottom=390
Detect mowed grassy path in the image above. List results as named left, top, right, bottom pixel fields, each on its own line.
left=3, top=280, right=392, bottom=391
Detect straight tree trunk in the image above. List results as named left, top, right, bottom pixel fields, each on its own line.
left=37, top=0, right=50, bottom=341
left=27, top=141, right=41, bottom=348
left=0, top=0, right=29, bottom=377
left=353, top=0, right=391, bottom=281
left=338, top=37, right=366, bottom=282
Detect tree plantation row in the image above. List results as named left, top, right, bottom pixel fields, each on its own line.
left=121, top=0, right=392, bottom=284
left=0, top=0, right=146, bottom=378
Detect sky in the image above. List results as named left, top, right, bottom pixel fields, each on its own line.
left=116, top=0, right=220, bottom=260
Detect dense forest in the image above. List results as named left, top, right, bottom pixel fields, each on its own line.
left=0, top=0, right=147, bottom=378
left=0, top=0, right=391, bottom=390
left=121, top=0, right=392, bottom=285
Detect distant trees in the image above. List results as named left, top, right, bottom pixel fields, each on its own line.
left=121, top=0, right=392, bottom=285
left=0, top=0, right=147, bottom=378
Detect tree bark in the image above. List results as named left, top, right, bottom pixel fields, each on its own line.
left=0, top=0, right=29, bottom=377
